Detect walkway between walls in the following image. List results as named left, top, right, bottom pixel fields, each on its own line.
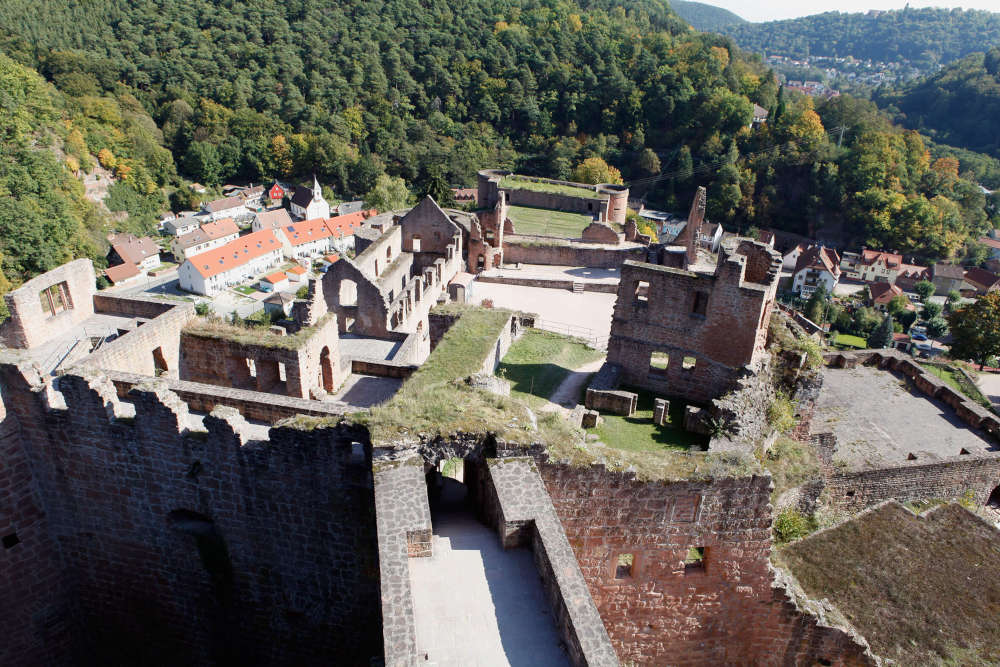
left=408, top=479, right=570, bottom=667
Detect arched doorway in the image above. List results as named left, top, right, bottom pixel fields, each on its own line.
left=320, top=346, right=334, bottom=392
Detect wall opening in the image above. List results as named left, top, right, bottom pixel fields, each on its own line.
left=484, top=230, right=495, bottom=244
left=988, top=485, right=1000, bottom=507
left=683, top=547, right=705, bottom=574
left=340, top=279, right=358, bottom=307
left=634, top=281, right=649, bottom=304
left=691, top=291, right=708, bottom=316
left=386, top=246, right=392, bottom=261
left=476, top=254, right=485, bottom=271
left=320, top=346, right=334, bottom=392
left=411, top=235, right=421, bottom=253
left=152, top=346, right=168, bottom=376
left=649, top=351, right=669, bottom=376
left=3, top=532, right=20, bottom=549
left=682, top=356, right=697, bottom=370
left=166, top=509, right=234, bottom=602
left=39, top=282, right=72, bottom=317
left=615, top=553, right=634, bottom=579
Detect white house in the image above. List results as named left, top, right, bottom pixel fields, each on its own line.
left=170, top=218, right=240, bottom=260
left=324, top=209, right=375, bottom=252
left=792, top=245, right=841, bottom=296
left=275, top=217, right=335, bottom=260
left=289, top=176, right=330, bottom=221
left=108, top=233, right=161, bottom=272
left=252, top=207, right=293, bottom=233
left=163, top=215, right=201, bottom=237
left=202, top=195, right=247, bottom=221
left=259, top=271, right=289, bottom=293
left=178, top=229, right=283, bottom=296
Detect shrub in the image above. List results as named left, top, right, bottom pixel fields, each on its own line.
left=767, top=392, right=798, bottom=433
left=773, top=508, right=816, bottom=544
left=194, top=302, right=210, bottom=316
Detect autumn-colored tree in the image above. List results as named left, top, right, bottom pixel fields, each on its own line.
left=97, top=148, right=117, bottom=169
left=571, top=157, right=623, bottom=185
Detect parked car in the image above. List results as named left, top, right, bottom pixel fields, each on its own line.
left=910, top=333, right=928, bottom=342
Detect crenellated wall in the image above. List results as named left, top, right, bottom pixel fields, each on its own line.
left=0, top=359, right=381, bottom=665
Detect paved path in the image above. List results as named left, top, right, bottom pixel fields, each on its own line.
left=470, top=283, right=616, bottom=340
left=408, top=481, right=569, bottom=667
left=547, top=358, right=605, bottom=410
left=975, top=371, right=1000, bottom=412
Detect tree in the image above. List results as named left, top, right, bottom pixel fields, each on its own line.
left=887, top=294, right=908, bottom=318
left=364, top=174, right=412, bottom=212
left=638, top=148, right=661, bottom=175
left=926, top=316, right=949, bottom=338
left=867, top=314, right=894, bottom=349
left=922, top=301, right=943, bottom=319
left=571, top=157, right=623, bottom=185
left=914, top=280, right=935, bottom=302
left=946, top=289, right=962, bottom=310
left=182, top=141, right=222, bottom=185
left=805, top=285, right=827, bottom=324
left=947, top=292, right=1000, bottom=368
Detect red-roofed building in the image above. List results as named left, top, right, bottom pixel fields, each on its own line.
left=170, top=218, right=240, bottom=260
left=275, top=217, right=336, bottom=259
left=895, top=263, right=932, bottom=291
left=324, top=209, right=376, bottom=250
left=259, top=271, right=288, bottom=292
left=108, top=233, right=161, bottom=272
left=178, top=229, right=283, bottom=296
left=286, top=265, right=307, bottom=282
left=963, top=267, right=1000, bottom=295
left=868, top=281, right=912, bottom=312
left=319, top=254, right=340, bottom=270
left=792, top=245, right=841, bottom=296
left=841, top=249, right=904, bottom=283
left=104, top=261, right=141, bottom=286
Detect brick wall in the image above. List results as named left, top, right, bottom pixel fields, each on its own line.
left=81, top=301, right=195, bottom=377
left=1, top=258, right=96, bottom=349
left=0, top=362, right=381, bottom=665
left=503, top=238, right=647, bottom=268
left=538, top=462, right=871, bottom=665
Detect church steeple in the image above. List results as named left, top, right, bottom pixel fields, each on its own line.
left=312, top=174, right=322, bottom=201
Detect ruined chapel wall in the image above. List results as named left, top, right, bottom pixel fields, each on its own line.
left=81, top=301, right=195, bottom=377
left=0, top=363, right=381, bottom=665
left=1, top=258, right=96, bottom=349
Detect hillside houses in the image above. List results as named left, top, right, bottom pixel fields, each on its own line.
left=290, top=176, right=330, bottom=221
left=251, top=208, right=293, bottom=233
left=202, top=195, right=247, bottom=221
left=278, top=217, right=337, bottom=260
left=178, top=229, right=283, bottom=296
left=170, top=218, right=240, bottom=260
left=791, top=245, right=840, bottom=296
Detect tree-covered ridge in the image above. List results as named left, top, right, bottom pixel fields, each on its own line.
left=719, top=8, right=1000, bottom=69
left=875, top=48, right=1000, bottom=160
left=669, top=1, right=747, bottom=32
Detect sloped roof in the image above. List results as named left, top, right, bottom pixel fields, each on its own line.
left=204, top=195, right=244, bottom=213
left=861, top=249, right=903, bottom=269
left=869, top=281, right=902, bottom=304
left=264, top=291, right=296, bottom=305
left=979, top=236, right=1000, bottom=250
left=290, top=185, right=316, bottom=208
left=964, top=267, right=1000, bottom=290
left=325, top=209, right=376, bottom=237
left=793, top=245, right=841, bottom=278
left=261, top=271, right=287, bottom=284
left=105, top=262, right=141, bottom=283
left=286, top=265, right=307, bottom=275
left=201, top=218, right=239, bottom=240
left=188, top=229, right=282, bottom=279
left=283, top=217, right=334, bottom=246
left=934, top=263, right=965, bottom=280
left=324, top=254, right=340, bottom=264
left=110, top=234, right=159, bottom=266
left=254, top=208, right=293, bottom=230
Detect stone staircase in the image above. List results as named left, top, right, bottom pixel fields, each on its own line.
left=571, top=282, right=584, bottom=294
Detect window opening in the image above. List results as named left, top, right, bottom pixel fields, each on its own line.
left=615, top=553, right=634, bottom=579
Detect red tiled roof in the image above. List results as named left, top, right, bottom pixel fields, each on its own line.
left=324, top=209, right=377, bottom=238
left=262, top=271, right=287, bottom=284
left=110, top=234, right=159, bottom=266
left=979, top=236, right=1000, bottom=250
left=205, top=195, right=244, bottom=213
left=869, top=281, right=903, bottom=304
left=105, top=262, right=140, bottom=283
left=190, top=229, right=282, bottom=279
left=200, top=217, right=239, bottom=240
left=282, top=217, right=335, bottom=247
left=324, top=254, right=340, bottom=264
left=794, top=245, right=841, bottom=278
left=286, top=265, right=306, bottom=275
left=964, top=267, right=1000, bottom=290
left=861, top=249, right=903, bottom=269
left=892, top=332, right=910, bottom=342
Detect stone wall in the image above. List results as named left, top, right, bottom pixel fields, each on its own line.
left=581, top=221, right=620, bottom=245
left=606, top=243, right=780, bottom=404
left=503, top=238, right=647, bottom=268
left=93, top=293, right=175, bottom=319
left=1, top=258, right=96, bottom=349
left=81, top=300, right=195, bottom=377
left=478, top=170, right=629, bottom=224
left=538, top=462, right=872, bottom=665
left=0, top=360, right=381, bottom=665
left=476, top=275, right=619, bottom=293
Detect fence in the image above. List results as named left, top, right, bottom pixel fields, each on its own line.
left=531, top=318, right=608, bottom=351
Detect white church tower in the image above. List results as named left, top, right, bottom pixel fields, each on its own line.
left=290, top=175, right=330, bottom=220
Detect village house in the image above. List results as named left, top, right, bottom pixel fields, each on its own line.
left=336, top=200, right=366, bottom=216
left=259, top=271, right=289, bottom=293
left=290, top=176, right=330, bottom=221
left=325, top=209, right=376, bottom=252
left=751, top=103, right=768, bottom=129
left=251, top=208, right=294, bottom=233
left=962, top=267, right=1000, bottom=295
left=979, top=229, right=1000, bottom=261
left=286, top=265, right=307, bottom=282
left=319, top=254, right=340, bottom=271
left=170, top=218, right=240, bottom=260
left=932, top=263, right=967, bottom=295
left=178, top=229, right=283, bottom=296
left=267, top=182, right=286, bottom=203
left=262, top=291, right=296, bottom=318
left=276, top=217, right=336, bottom=260
left=238, top=185, right=265, bottom=209
left=202, top=195, right=247, bottom=221
left=103, top=262, right=142, bottom=286
left=868, top=281, right=910, bottom=312
left=894, top=262, right=932, bottom=291
left=162, top=215, right=202, bottom=237
left=792, top=245, right=841, bottom=296
left=840, top=249, right=904, bottom=283
left=107, top=233, right=161, bottom=273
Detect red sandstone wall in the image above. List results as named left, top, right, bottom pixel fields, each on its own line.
left=539, top=463, right=872, bottom=665
left=503, top=238, right=647, bottom=268
left=81, top=301, right=195, bottom=377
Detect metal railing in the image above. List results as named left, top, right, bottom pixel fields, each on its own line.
left=531, top=318, right=609, bottom=351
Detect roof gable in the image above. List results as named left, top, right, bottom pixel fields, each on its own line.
left=187, top=229, right=281, bottom=279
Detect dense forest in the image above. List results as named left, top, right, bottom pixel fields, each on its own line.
left=875, top=48, right=1000, bottom=160
left=720, top=8, right=1000, bottom=70
left=0, top=0, right=996, bottom=304
left=669, top=1, right=746, bottom=31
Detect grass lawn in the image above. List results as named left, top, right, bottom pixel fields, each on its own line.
left=233, top=285, right=256, bottom=295
left=497, top=329, right=605, bottom=408
left=588, top=387, right=708, bottom=453
left=833, top=333, right=867, bottom=349
left=499, top=175, right=603, bottom=200
left=919, top=363, right=993, bottom=410
left=507, top=205, right=593, bottom=238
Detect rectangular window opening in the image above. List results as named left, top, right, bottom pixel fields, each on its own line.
left=278, top=362, right=286, bottom=382
left=649, top=351, right=669, bottom=376
left=3, top=532, right=20, bottom=549
left=682, top=356, right=697, bottom=370
left=615, top=553, right=634, bottom=579
left=684, top=546, right=705, bottom=574
left=634, top=280, right=649, bottom=304
left=692, top=291, right=708, bottom=316
left=248, top=359, right=257, bottom=378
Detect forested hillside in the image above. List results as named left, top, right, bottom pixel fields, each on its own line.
left=720, top=8, right=1000, bottom=70
left=875, top=48, right=1000, bottom=160
left=0, top=0, right=995, bottom=299
left=669, top=1, right=746, bottom=31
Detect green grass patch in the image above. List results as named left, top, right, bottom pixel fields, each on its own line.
left=233, top=285, right=256, bottom=295
left=499, top=175, right=604, bottom=200
left=833, top=333, right=866, bottom=349
left=183, top=314, right=331, bottom=350
left=497, top=329, right=604, bottom=408
left=507, top=205, right=594, bottom=238
left=919, top=363, right=993, bottom=410
left=587, top=387, right=707, bottom=453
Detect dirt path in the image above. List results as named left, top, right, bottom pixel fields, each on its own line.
left=545, top=357, right=605, bottom=410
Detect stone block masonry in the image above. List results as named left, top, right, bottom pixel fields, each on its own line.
left=0, top=359, right=381, bottom=665
left=538, top=462, right=872, bottom=665
left=1, top=258, right=97, bottom=349
left=82, top=299, right=195, bottom=377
